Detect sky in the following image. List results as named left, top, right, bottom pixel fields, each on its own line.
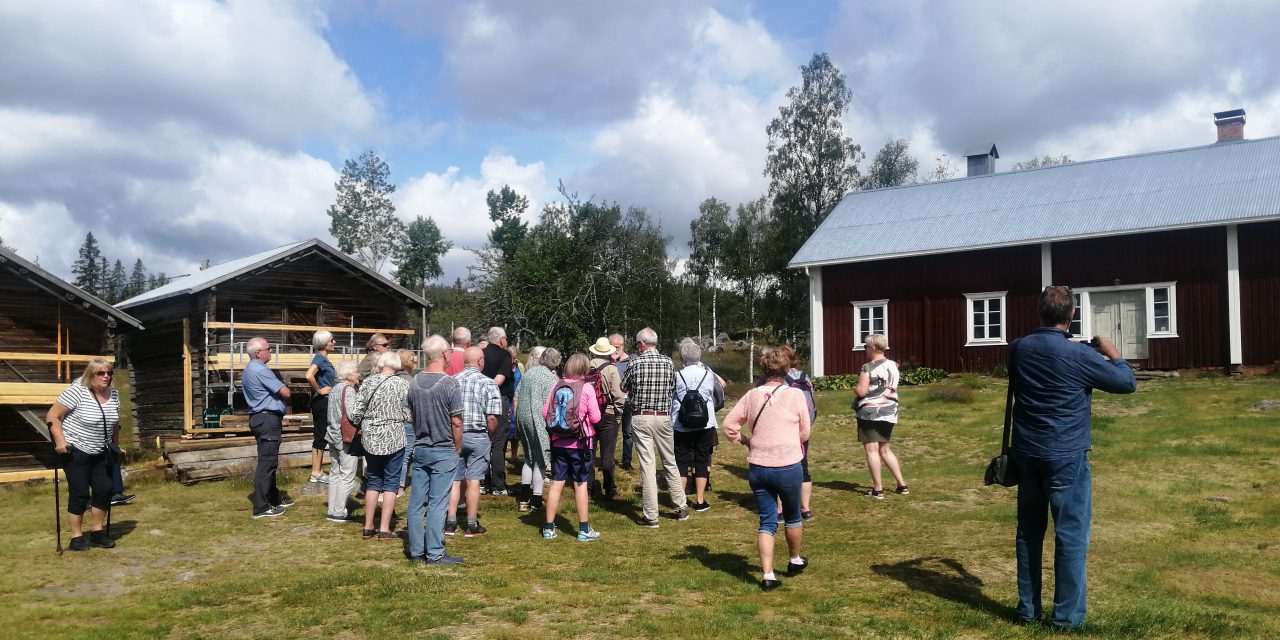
left=2, top=0, right=1278, bottom=288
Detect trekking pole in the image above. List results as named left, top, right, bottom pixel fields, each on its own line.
left=54, top=464, right=63, bottom=555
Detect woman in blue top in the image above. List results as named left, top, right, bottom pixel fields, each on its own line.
left=306, top=330, right=337, bottom=484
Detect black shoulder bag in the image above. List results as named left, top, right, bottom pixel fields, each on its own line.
left=984, top=347, right=1020, bottom=487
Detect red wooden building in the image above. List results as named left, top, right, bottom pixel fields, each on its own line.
left=790, top=110, right=1280, bottom=375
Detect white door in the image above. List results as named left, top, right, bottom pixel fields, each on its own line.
left=1089, top=290, right=1147, bottom=359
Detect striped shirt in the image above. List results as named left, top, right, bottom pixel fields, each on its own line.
left=57, top=383, right=119, bottom=454
left=621, top=348, right=675, bottom=413
left=454, top=367, right=502, bottom=433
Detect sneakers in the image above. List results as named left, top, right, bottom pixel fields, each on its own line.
left=377, top=531, right=397, bottom=542
left=895, top=485, right=910, bottom=495
left=801, top=510, right=814, bottom=521
left=488, top=489, right=509, bottom=497
left=89, top=530, right=115, bottom=548
left=463, top=522, right=487, bottom=537
left=786, top=557, right=809, bottom=576
left=425, top=554, right=464, bottom=565
left=692, top=501, right=711, bottom=512
left=760, top=578, right=782, bottom=591
left=619, top=461, right=633, bottom=471
left=673, top=507, right=690, bottom=521
left=325, top=513, right=349, bottom=523
left=636, top=516, right=660, bottom=528
left=865, top=489, right=885, bottom=500
left=309, top=473, right=330, bottom=484
left=362, top=529, right=376, bottom=539
left=443, top=522, right=458, bottom=537
left=518, top=501, right=531, bottom=512
left=577, top=528, right=602, bottom=542
left=252, top=505, right=286, bottom=518
left=68, top=536, right=90, bottom=551
left=274, top=496, right=295, bottom=508
left=110, top=493, right=136, bottom=506
left=541, top=526, right=557, bottom=540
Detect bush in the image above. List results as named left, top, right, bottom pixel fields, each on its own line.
left=992, top=362, right=1008, bottom=378
left=813, top=374, right=859, bottom=391
left=926, top=385, right=975, bottom=403
left=901, top=367, right=947, bottom=385
left=960, top=373, right=989, bottom=390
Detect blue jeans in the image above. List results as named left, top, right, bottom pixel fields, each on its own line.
left=747, top=462, right=803, bottom=535
left=407, top=446, right=459, bottom=559
left=1015, top=451, right=1092, bottom=628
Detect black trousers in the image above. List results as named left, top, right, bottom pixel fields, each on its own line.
left=249, top=412, right=283, bottom=513
left=674, top=428, right=718, bottom=479
left=593, top=411, right=619, bottom=494
left=487, top=397, right=511, bottom=492
left=310, top=394, right=329, bottom=450
left=620, top=405, right=634, bottom=465
left=64, top=446, right=112, bottom=514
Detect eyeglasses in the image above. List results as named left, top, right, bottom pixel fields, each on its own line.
left=94, top=371, right=114, bottom=377
left=375, top=343, right=390, bottom=348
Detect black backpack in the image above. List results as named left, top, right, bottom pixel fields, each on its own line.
left=677, top=368, right=712, bottom=429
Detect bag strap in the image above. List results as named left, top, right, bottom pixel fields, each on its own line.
left=751, top=384, right=786, bottom=427
left=1001, top=343, right=1018, bottom=454
left=95, top=388, right=111, bottom=445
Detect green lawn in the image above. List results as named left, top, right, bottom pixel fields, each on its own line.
left=2, top=376, right=1278, bottom=639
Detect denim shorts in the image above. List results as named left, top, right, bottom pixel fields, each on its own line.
left=550, top=447, right=593, bottom=483
left=748, top=462, right=804, bottom=534
left=453, top=431, right=492, bottom=481
left=364, top=448, right=405, bottom=493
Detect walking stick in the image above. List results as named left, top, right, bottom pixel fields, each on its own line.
left=54, top=464, right=63, bottom=555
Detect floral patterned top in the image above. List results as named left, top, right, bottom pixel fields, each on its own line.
left=350, top=373, right=409, bottom=455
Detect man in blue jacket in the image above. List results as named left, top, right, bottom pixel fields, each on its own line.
left=1009, top=286, right=1136, bottom=629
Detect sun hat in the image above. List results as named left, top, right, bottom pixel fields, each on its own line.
left=588, top=337, right=616, bottom=357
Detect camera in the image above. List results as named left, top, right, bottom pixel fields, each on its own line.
left=1088, top=337, right=1100, bottom=349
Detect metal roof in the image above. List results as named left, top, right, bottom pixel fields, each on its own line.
left=0, top=245, right=144, bottom=330
left=117, top=238, right=431, bottom=310
left=789, top=135, right=1280, bottom=268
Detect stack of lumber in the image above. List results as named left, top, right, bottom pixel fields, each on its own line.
left=164, top=434, right=321, bottom=484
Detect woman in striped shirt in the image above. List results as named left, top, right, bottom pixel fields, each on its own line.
left=47, top=358, right=121, bottom=551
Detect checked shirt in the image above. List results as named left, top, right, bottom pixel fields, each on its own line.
left=621, top=348, right=675, bottom=414
left=453, top=366, right=502, bottom=433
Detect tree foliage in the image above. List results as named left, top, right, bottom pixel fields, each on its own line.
left=862, top=138, right=919, bottom=189
left=394, top=215, right=452, bottom=294
left=327, top=150, right=403, bottom=271
left=71, top=232, right=103, bottom=294
left=689, top=197, right=732, bottom=345
left=1010, top=154, right=1073, bottom=171
left=925, top=154, right=960, bottom=182
left=486, top=185, right=530, bottom=263
left=127, top=259, right=147, bottom=299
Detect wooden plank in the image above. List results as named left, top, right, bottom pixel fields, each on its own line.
left=0, top=469, right=57, bottom=483
left=206, top=352, right=361, bottom=371
left=0, top=382, right=66, bottom=405
left=183, top=317, right=193, bottom=435
left=0, top=352, right=110, bottom=363
left=205, top=321, right=413, bottom=335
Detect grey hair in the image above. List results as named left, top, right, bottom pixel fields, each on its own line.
left=246, top=337, right=270, bottom=357
left=452, top=326, right=471, bottom=346
left=376, top=350, right=402, bottom=371
left=487, top=326, right=506, bottom=342
left=422, top=334, right=449, bottom=363
left=312, top=330, right=333, bottom=350
left=635, top=327, right=657, bottom=346
left=678, top=338, right=701, bottom=365
left=864, top=333, right=889, bottom=352
left=526, top=345, right=546, bottom=370
left=540, top=347, right=562, bottom=369
left=608, top=333, right=624, bottom=344
left=335, top=359, right=358, bottom=380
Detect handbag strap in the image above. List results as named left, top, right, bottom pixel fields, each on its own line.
left=95, top=388, right=112, bottom=445
left=1001, top=343, right=1018, bottom=454
left=751, top=384, right=786, bottom=428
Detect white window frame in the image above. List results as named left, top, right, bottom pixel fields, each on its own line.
left=850, top=299, right=888, bottom=351
left=1070, top=281, right=1178, bottom=340
left=964, top=291, right=1008, bottom=346
left=1068, top=291, right=1086, bottom=338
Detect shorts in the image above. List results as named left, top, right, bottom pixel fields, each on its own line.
left=550, top=447, right=593, bottom=483
left=453, top=431, right=492, bottom=481
left=364, top=448, right=405, bottom=493
left=857, top=419, right=895, bottom=444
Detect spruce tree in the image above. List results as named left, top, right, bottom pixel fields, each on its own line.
left=71, top=232, right=103, bottom=294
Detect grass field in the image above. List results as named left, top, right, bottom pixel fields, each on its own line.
left=3, top=375, right=1278, bottom=639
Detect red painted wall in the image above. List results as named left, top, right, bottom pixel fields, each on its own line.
left=1240, top=220, right=1280, bottom=365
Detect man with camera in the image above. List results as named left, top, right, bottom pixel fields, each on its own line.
left=1009, top=286, right=1136, bottom=629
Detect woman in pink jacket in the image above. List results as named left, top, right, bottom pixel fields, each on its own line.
left=540, top=353, right=602, bottom=541
left=722, top=347, right=812, bottom=590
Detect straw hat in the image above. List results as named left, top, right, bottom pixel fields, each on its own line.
left=588, top=337, right=616, bottom=357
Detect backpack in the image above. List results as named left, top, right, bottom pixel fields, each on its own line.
left=677, top=368, right=712, bottom=429
left=786, top=370, right=818, bottom=422
left=545, top=379, right=587, bottom=436
left=585, top=361, right=615, bottom=412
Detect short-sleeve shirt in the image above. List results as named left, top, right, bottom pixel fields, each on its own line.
left=311, top=354, right=335, bottom=397
left=445, top=348, right=466, bottom=376
left=454, top=367, right=502, bottom=432
left=57, top=383, right=119, bottom=454
left=856, top=358, right=899, bottom=424
left=408, top=372, right=464, bottom=448
left=481, top=343, right=514, bottom=399
left=242, top=359, right=288, bottom=414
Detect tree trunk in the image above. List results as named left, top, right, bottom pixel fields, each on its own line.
left=712, top=284, right=719, bottom=348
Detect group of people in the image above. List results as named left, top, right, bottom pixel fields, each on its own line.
left=46, top=286, right=1135, bottom=625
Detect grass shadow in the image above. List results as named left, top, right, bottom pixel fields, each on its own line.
left=716, top=490, right=759, bottom=512
left=672, top=544, right=757, bottom=584
left=720, top=464, right=750, bottom=481
left=871, top=556, right=1018, bottom=621
left=813, top=479, right=868, bottom=493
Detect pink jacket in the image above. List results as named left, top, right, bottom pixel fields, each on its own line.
left=542, top=378, right=600, bottom=449
left=722, top=384, right=811, bottom=467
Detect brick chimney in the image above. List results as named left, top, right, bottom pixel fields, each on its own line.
left=964, top=143, right=999, bottom=177
left=1214, top=108, right=1246, bottom=143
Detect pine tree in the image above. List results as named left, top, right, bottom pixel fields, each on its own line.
left=96, top=257, right=111, bottom=299
left=104, top=259, right=126, bottom=303
left=127, top=259, right=147, bottom=299
left=71, top=232, right=103, bottom=294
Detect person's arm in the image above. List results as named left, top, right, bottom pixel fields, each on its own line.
left=305, top=363, right=322, bottom=394
left=451, top=415, right=464, bottom=454
left=855, top=370, right=870, bottom=398
left=485, top=385, right=502, bottom=439
left=46, top=402, right=71, bottom=454
left=606, top=367, right=626, bottom=408
left=581, top=382, right=601, bottom=426
left=493, top=373, right=507, bottom=388
left=1083, top=337, right=1137, bottom=394
left=721, top=392, right=750, bottom=445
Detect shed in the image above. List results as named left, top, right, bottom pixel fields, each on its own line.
left=117, top=239, right=429, bottom=447
left=0, top=246, right=143, bottom=481
left=790, top=112, right=1280, bottom=376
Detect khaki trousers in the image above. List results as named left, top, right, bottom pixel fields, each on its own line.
left=632, top=413, right=687, bottom=520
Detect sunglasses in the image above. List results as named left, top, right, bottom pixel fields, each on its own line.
left=94, top=371, right=114, bottom=377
